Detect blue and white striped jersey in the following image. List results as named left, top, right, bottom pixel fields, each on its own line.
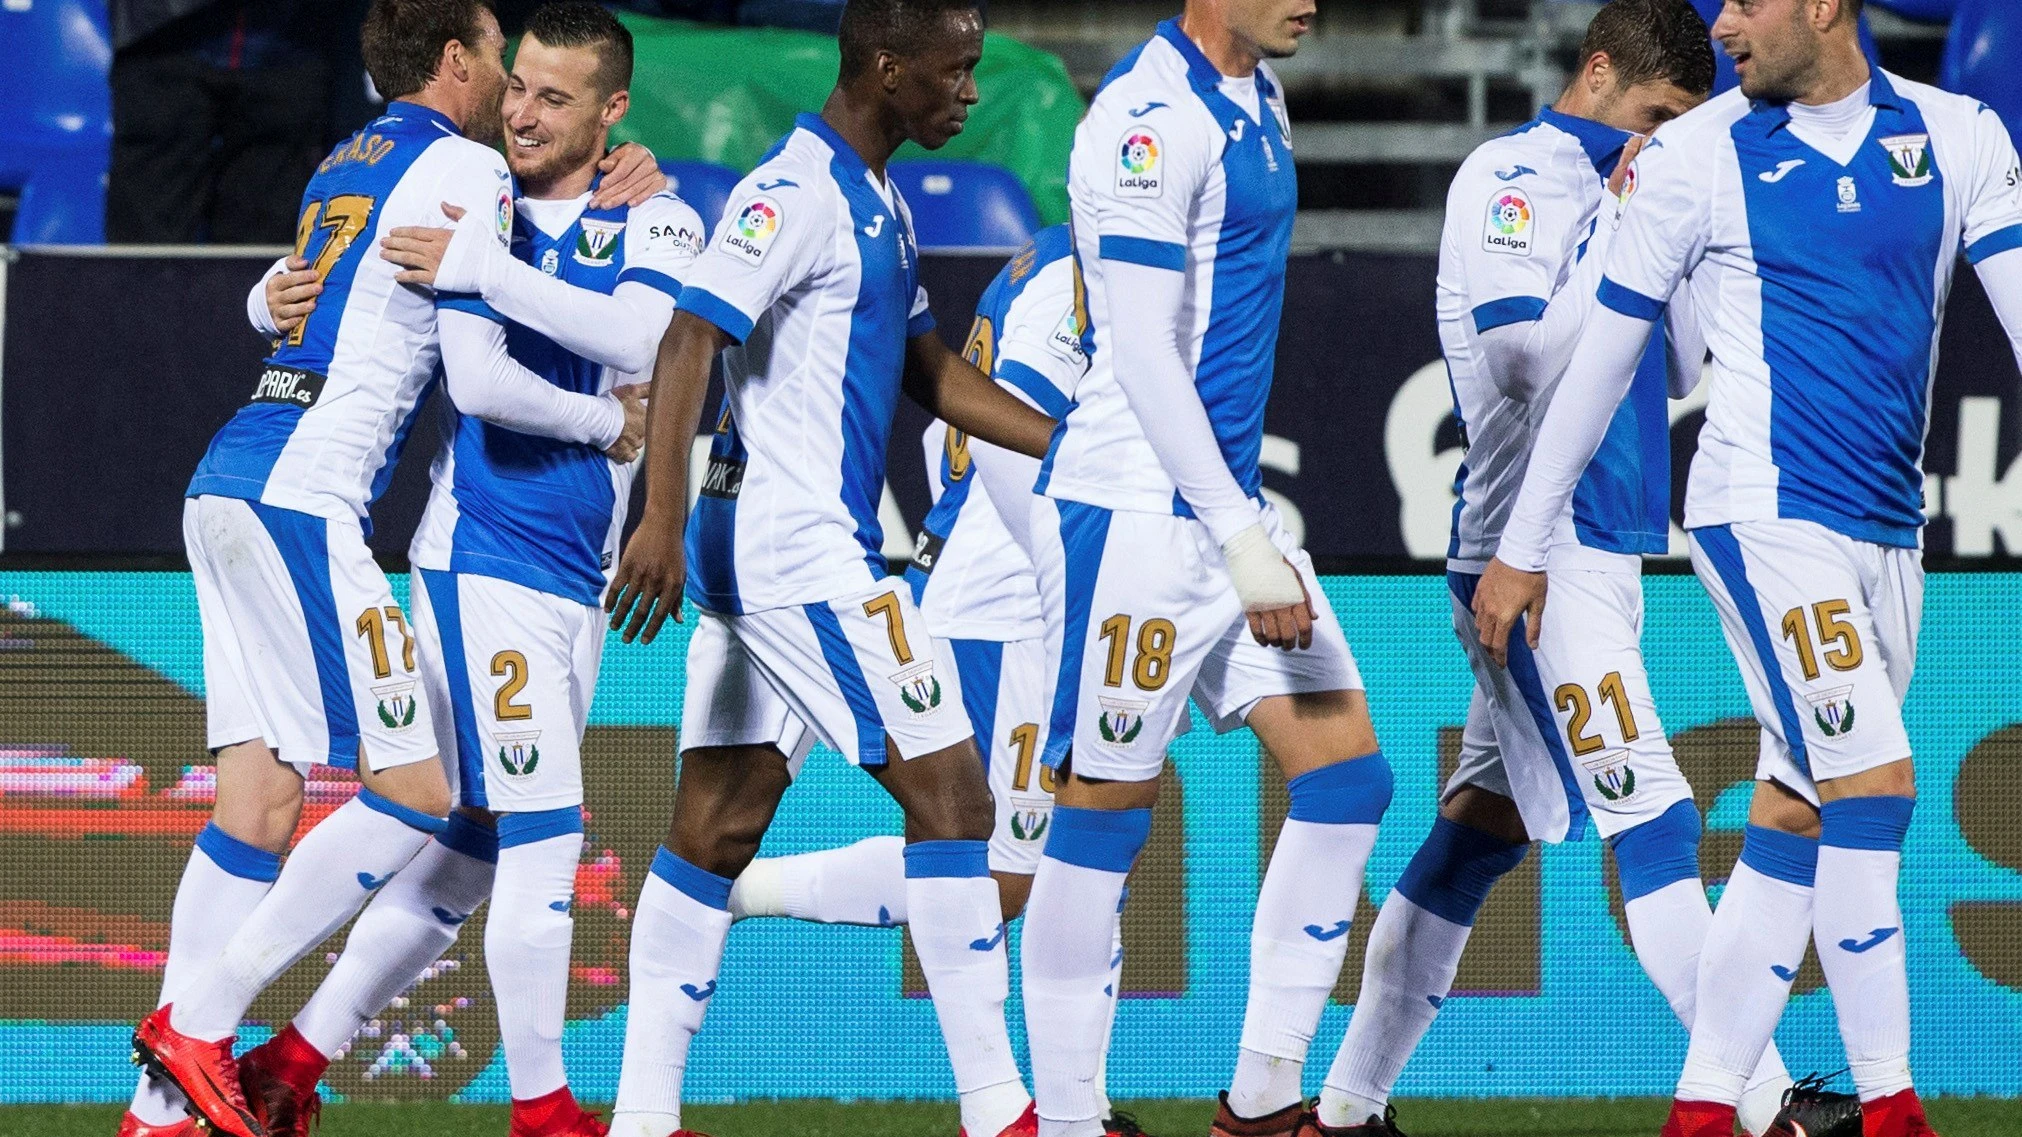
left=679, top=114, right=935, bottom=614
left=189, top=102, right=515, bottom=522
left=907, top=225, right=1086, bottom=641
left=1039, top=18, right=1297, bottom=517
left=1601, top=72, right=2022, bottom=546
left=1440, top=108, right=1673, bottom=571
left=408, top=187, right=705, bottom=605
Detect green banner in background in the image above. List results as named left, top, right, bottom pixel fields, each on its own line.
left=607, top=14, right=1084, bottom=224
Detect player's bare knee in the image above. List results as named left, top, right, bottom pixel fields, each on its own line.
left=211, top=740, right=305, bottom=851
left=1749, top=779, right=1823, bottom=839
left=1440, top=786, right=1530, bottom=845
left=668, top=745, right=792, bottom=877
left=358, top=752, right=452, bottom=819
left=1817, top=757, right=1916, bottom=804
left=1250, top=689, right=1380, bottom=778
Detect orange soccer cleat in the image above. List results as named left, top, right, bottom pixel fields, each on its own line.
left=130, top=1006, right=266, bottom=1137
left=959, top=1101, right=1038, bottom=1137
left=510, top=1087, right=610, bottom=1137
left=117, top=1111, right=199, bottom=1137
left=1208, top=1093, right=1310, bottom=1137
left=1660, top=1100, right=1739, bottom=1137
left=237, top=1027, right=327, bottom=1137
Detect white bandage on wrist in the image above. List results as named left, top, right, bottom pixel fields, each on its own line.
left=1221, top=523, right=1305, bottom=611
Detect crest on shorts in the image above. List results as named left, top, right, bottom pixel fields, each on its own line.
left=1095, top=697, right=1148, bottom=748
left=891, top=662, right=944, bottom=715
left=1009, top=797, right=1052, bottom=842
left=1806, top=686, right=1857, bottom=737
left=496, top=730, right=542, bottom=777
left=372, top=682, right=420, bottom=731
left=1879, top=133, right=1933, bottom=188
left=1582, top=748, right=1636, bottom=801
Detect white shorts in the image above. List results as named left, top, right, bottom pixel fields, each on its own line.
left=1446, top=558, right=1692, bottom=843
left=947, top=636, right=1056, bottom=875
left=1034, top=499, right=1364, bottom=783
left=1689, top=519, right=1921, bottom=804
left=681, top=581, right=974, bottom=768
left=183, top=494, right=437, bottom=777
left=408, top=569, right=603, bottom=813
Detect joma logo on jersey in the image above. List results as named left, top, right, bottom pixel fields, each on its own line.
left=496, top=730, right=542, bottom=777
left=1807, top=686, right=1857, bottom=737
left=1582, top=749, right=1636, bottom=802
left=1096, top=697, right=1148, bottom=747
left=698, top=456, right=745, bottom=500
left=250, top=365, right=326, bottom=409
left=891, top=663, right=943, bottom=716
left=575, top=219, right=625, bottom=266
left=372, top=682, right=420, bottom=732
left=1879, top=133, right=1933, bottom=188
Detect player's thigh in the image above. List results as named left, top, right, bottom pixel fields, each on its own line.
left=952, top=636, right=1057, bottom=875
left=415, top=570, right=585, bottom=813
left=185, top=498, right=271, bottom=759
left=1526, top=567, right=1691, bottom=839
left=1870, top=545, right=1925, bottom=703
left=1690, top=521, right=1911, bottom=802
left=1044, top=506, right=1234, bottom=784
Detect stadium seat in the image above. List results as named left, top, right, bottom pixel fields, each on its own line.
left=657, top=159, right=742, bottom=238
left=0, top=0, right=112, bottom=244
left=887, top=160, right=1040, bottom=251
left=1941, top=0, right=2022, bottom=139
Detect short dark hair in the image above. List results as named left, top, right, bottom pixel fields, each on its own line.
left=1579, top=0, right=1717, bottom=97
left=362, top=0, right=494, bottom=101
left=523, top=1, right=634, bottom=98
left=837, top=0, right=979, bottom=80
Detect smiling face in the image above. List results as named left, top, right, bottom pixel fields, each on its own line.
left=888, top=7, right=983, bottom=151
left=501, top=32, right=626, bottom=192
left=1713, top=0, right=1834, bottom=101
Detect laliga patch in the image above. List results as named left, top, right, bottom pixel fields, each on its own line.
left=1116, top=127, right=1163, bottom=198
left=721, top=194, right=783, bottom=266
left=494, top=187, right=514, bottom=248
left=574, top=218, right=624, bottom=266
left=1483, top=187, right=1534, bottom=256
left=1046, top=307, right=1087, bottom=363
left=1878, top=133, right=1933, bottom=187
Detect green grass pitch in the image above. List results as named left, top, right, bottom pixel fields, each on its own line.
left=6, top=1098, right=2021, bottom=1137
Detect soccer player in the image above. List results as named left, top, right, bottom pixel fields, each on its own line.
left=1311, top=4, right=1803, bottom=1134
left=215, top=9, right=701, bottom=1137
left=598, top=1, right=1057, bottom=1135
left=721, top=225, right=1145, bottom=1135
left=1471, top=0, right=2022, bottom=1134
left=1018, top=4, right=1392, bottom=1137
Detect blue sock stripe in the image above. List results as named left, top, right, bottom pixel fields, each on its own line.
left=651, top=845, right=733, bottom=910
left=1820, top=795, right=1915, bottom=851
left=437, top=812, right=499, bottom=864
left=902, top=839, right=991, bottom=879
left=356, top=786, right=449, bottom=833
left=497, top=805, right=585, bottom=850
left=1739, top=824, right=1821, bottom=887
left=1286, top=752, right=1394, bottom=824
left=1609, top=799, right=1703, bottom=902
left=1394, top=817, right=1530, bottom=927
left=194, top=821, right=283, bottom=883
left=1042, top=806, right=1152, bottom=874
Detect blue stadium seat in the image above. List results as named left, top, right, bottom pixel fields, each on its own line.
left=1941, top=0, right=2022, bottom=140
left=0, top=0, right=112, bottom=243
left=657, top=160, right=742, bottom=239
left=887, top=160, right=1040, bottom=251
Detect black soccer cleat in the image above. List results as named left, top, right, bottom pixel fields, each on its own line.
left=1309, top=1104, right=1409, bottom=1137
left=1762, top=1073, right=1862, bottom=1137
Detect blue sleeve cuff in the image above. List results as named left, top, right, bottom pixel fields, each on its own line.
left=908, top=309, right=938, bottom=339
left=1596, top=277, right=1667, bottom=321
left=996, top=358, right=1072, bottom=418
left=1966, top=223, right=2022, bottom=265
left=677, top=285, right=756, bottom=344
left=1098, top=234, right=1186, bottom=272
left=1471, top=295, right=1549, bottom=334
left=438, top=292, right=504, bottom=323
left=618, top=267, right=685, bottom=298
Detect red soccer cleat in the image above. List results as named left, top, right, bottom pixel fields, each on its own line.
left=130, top=1006, right=266, bottom=1137
left=1860, top=1090, right=1939, bottom=1137
left=959, top=1101, right=1037, bottom=1137
left=1661, top=1100, right=1739, bottom=1137
left=1209, top=1093, right=1310, bottom=1137
left=510, top=1087, right=610, bottom=1137
left=238, top=1026, right=327, bottom=1137
left=117, top=1112, right=199, bottom=1137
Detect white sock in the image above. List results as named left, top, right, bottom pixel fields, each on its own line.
left=171, top=790, right=444, bottom=1041
left=1237, top=757, right=1391, bottom=1117
left=1815, top=796, right=1916, bottom=1102
left=903, top=841, right=1027, bottom=1137
left=1093, top=892, right=1125, bottom=1121
left=1318, top=813, right=1526, bottom=1128
left=730, top=835, right=907, bottom=925
left=491, top=814, right=586, bottom=1101
left=612, top=848, right=733, bottom=1131
left=1676, top=827, right=1817, bottom=1106
left=131, top=823, right=280, bottom=1124
left=293, top=824, right=497, bottom=1057
left=1023, top=807, right=1150, bottom=1135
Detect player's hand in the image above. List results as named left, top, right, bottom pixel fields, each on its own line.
left=1245, top=574, right=1316, bottom=652
left=606, top=514, right=686, bottom=645
left=1221, top=522, right=1313, bottom=650
left=592, top=142, right=666, bottom=209
left=605, top=384, right=649, bottom=463
left=267, top=255, right=322, bottom=334
left=1472, top=556, right=1547, bottom=668
left=1609, top=134, right=1647, bottom=199
left=380, top=202, right=461, bottom=286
